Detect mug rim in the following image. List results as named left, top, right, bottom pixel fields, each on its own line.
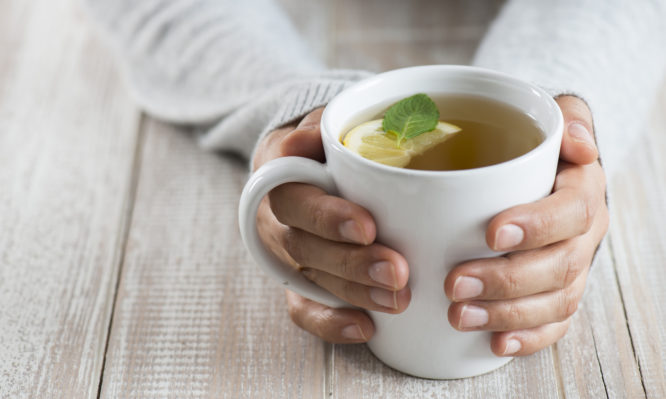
left=321, top=65, right=563, bottom=177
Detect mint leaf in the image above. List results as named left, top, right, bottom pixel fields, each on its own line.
left=382, top=93, right=439, bottom=147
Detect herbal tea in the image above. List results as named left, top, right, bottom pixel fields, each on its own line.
left=342, top=93, right=545, bottom=171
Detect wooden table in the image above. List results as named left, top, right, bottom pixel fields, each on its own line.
left=1, top=0, right=664, bottom=397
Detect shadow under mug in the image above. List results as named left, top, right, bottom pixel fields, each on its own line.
left=239, top=65, right=563, bottom=379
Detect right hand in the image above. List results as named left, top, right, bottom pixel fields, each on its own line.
left=252, top=107, right=411, bottom=343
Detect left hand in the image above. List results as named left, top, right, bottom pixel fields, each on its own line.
left=444, top=95, right=609, bottom=356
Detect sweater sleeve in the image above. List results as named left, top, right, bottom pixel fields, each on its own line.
left=83, top=0, right=371, bottom=159
left=473, top=0, right=666, bottom=178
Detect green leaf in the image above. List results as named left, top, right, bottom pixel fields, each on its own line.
left=381, top=93, right=439, bottom=147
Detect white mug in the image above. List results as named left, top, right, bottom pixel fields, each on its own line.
left=238, top=65, right=563, bottom=379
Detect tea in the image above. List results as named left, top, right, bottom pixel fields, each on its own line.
left=343, top=94, right=545, bottom=171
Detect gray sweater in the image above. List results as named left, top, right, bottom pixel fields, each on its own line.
left=84, top=0, right=666, bottom=177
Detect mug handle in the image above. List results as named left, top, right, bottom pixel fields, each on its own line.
left=238, top=156, right=348, bottom=308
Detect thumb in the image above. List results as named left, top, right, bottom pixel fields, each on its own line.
left=280, top=107, right=326, bottom=162
left=556, top=96, right=598, bottom=165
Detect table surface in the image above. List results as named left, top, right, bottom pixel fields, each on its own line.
left=1, top=0, right=665, bottom=398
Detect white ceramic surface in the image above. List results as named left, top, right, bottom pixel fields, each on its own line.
left=238, top=65, right=563, bottom=379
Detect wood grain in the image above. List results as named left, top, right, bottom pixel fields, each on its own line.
left=98, top=121, right=326, bottom=398
left=0, top=0, right=140, bottom=397
left=555, top=242, right=645, bottom=398
left=331, top=344, right=560, bottom=398
left=330, top=0, right=504, bottom=70
left=279, top=0, right=504, bottom=71
left=607, top=83, right=666, bottom=398
left=2, top=0, right=664, bottom=397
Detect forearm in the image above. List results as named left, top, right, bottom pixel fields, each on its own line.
left=84, top=0, right=370, bottom=158
left=474, top=0, right=666, bottom=177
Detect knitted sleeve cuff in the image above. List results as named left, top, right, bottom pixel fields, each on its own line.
left=197, top=69, right=373, bottom=162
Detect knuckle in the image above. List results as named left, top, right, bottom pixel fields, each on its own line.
left=530, top=208, right=553, bottom=244
left=309, top=203, right=328, bottom=233
left=600, top=205, right=610, bottom=233
left=311, top=308, right=337, bottom=338
left=340, top=280, right=356, bottom=303
left=501, top=266, right=521, bottom=298
left=558, top=287, right=580, bottom=320
left=505, top=302, right=525, bottom=327
left=559, top=245, right=583, bottom=288
left=268, top=188, right=289, bottom=224
left=577, top=196, right=595, bottom=233
left=596, top=166, right=607, bottom=191
left=282, top=229, right=305, bottom=265
left=337, top=249, right=356, bottom=280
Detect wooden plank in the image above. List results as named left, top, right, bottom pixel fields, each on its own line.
left=331, top=344, right=559, bottom=398
left=98, top=120, right=326, bottom=398
left=278, top=0, right=504, bottom=71
left=607, top=83, right=666, bottom=398
left=330, top=0, right=504, bottom=70
left=91, top=1, right=660, bottom=398
left=0, top=0, right=141, bottom=397
left=555, top=242, right=645, bottom=398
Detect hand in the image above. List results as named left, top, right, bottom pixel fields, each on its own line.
left=444, top=96, right=609, bottom=356
left=253, top=107, right=411, bottom=344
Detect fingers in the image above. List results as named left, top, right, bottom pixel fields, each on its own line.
left=252, top=107, right=325, bottom=170
left=265, top=107, right=377, bottom=245
left=255, top=107, right=412, bottom=314
left=302, top=269, right=411, bottom=313
left=446, top=139, right=609, bottom=355
left=285, top=290, right=374, bottom=343
left=280, top=228, right=408, bottom=290
left=447, top=204, right=607, bottom=302
left=490, top=319, right=571, bottom=356
left=446, top=201, right=607, bottom=325
left=486, top=161, right=606, bottom=251
left=269, top=183, right=376, bottom=244
left=445, top=236, right=585, bottom=302
left=556, top=96, right=598, bottom=165
left=280, top=107, right=326, bottom=161
left=448, top=265, right=588, bottom=332
left=446, top=199, right=608, bottom=335
left=260, top=201, right=409, bottom=313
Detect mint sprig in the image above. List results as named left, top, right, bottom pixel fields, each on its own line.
left=382, top=93, right=439, bottom=147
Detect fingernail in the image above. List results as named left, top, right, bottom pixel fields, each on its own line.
left=341, top=324, right=366, bottom=341
left=568, top=122, right=596, bottom=149
left=339, top=220, right=366, bottom=244
left=370, top=288, right=398, bottom=309
left=495, top=224, right=524, bottom=250
left=452, top=276, right=484, bottom=301
left=458, top=304, right=489, bottom=329
left=368, top=261, right=397, bottom=289
left=503, top=338, right=522, bottom=355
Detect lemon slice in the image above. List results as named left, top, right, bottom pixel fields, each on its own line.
left=342, top=119, right=461, bottom=167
